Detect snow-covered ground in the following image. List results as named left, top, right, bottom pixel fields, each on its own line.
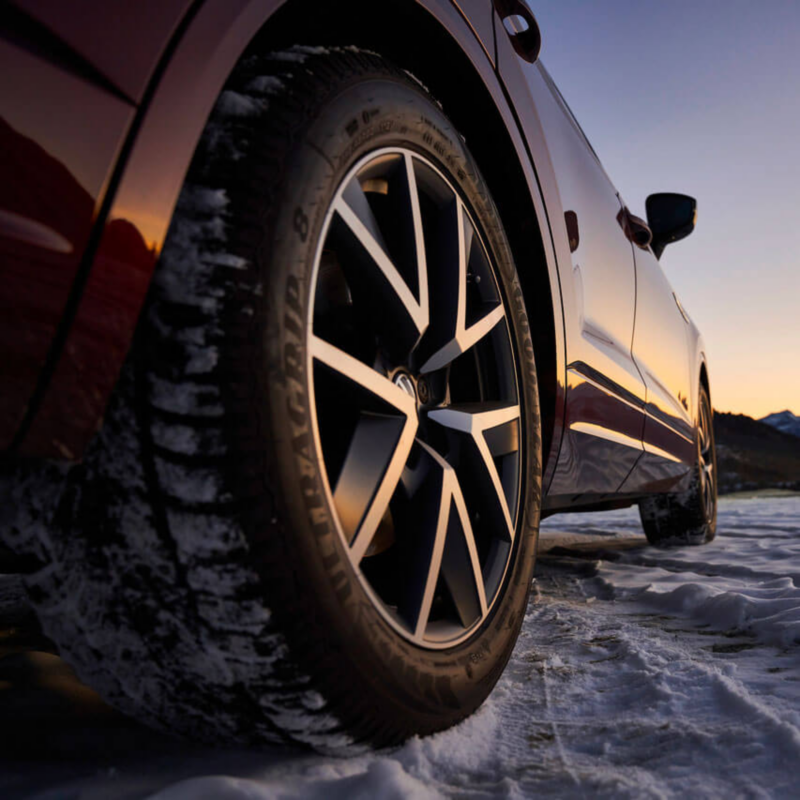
left=3, top=495, right=800, bottom=799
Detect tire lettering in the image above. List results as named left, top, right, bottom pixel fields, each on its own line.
left=293, top=207, right=309, bottom=242
left=286, top=382, right=306, bottom=424
left=286, top=275, right=303, bottom=316
left=291, top=431, right=309, bottom=455
left=284, top=311, right=303, bottom=339
left=284, top=342, right=304, bottom=383
left=300, top=474, right=323, bottom=507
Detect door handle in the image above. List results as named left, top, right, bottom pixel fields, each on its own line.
left=493, top=0, right=541, bottom=63
left=673, top=292, right=691, bottom=324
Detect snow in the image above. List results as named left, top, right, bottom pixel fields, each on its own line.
left=0, top=573, right=25, bottom=622
left=148, top=761, right=442, bottom=800
left=4, top=495, right=800, bottom=798
left=214, top=91, right=266, bottom=118
left=549, top=496, right=800, bottom=647
left=246, top=76, right=286, bottom=95
left=149, top=376, right=223, bottom=417
left=760, top=410, right=800, bottom=438
left=270, top=45, right=334, bottom=63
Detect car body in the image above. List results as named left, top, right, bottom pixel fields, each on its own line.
left=1, top=0, right=707, bottom=513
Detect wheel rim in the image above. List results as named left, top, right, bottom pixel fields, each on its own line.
left=697, top=394, right=716, bottom=523
left=306, top=148, right=523, bottom=649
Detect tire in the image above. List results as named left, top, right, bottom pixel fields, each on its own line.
left=639, top=386, right=717, bottom=546
left=13, top=47, right=541, bottom=749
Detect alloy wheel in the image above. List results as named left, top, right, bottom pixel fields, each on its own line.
left=307, top=148, right=523, bottom=648
left=698, top=393, right=716, bottom=523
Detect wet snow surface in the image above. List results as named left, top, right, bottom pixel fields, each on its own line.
left=4, top=496, right=800, bottom=798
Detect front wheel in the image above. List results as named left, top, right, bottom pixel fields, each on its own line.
left=18, top=47, right=542, bottom=750
left=639, top=385, right=717, bottom=546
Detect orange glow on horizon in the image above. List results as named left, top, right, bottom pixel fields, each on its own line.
left=112, top=206, right=169, bottom=257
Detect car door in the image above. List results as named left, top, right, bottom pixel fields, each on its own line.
left=495, top=36, right=647, bottom=501
left=622, top=240, right=696, bottom=491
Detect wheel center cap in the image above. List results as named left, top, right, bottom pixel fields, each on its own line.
left=393, top=372, right=417, bottom=402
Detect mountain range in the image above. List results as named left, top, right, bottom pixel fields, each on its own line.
left=714, top=410, right=800, bottom=494
left=760, top=410, right=800, bottom=439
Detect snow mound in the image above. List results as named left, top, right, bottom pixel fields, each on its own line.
left=147, top=760, right=442, bottom=800
left=600, top=564, right=800, bottom=647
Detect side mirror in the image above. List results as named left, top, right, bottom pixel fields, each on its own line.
left=645, top=193, right=697, bottom=260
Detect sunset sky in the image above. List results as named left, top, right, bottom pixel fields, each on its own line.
left=534, top=0, right=800, bottom=419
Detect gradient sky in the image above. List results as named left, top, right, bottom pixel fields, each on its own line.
left=532, top=0, right=800, bottom=419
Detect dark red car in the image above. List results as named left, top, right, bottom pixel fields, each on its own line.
left=1, top=0, right=715, bottom=748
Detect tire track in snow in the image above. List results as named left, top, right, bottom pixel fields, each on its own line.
left=490, top=555, right=800, bottom=797
left=607, top=553, right=800, bottom=587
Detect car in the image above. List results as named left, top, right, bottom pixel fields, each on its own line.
left=0, top=0, right=716, bottom=750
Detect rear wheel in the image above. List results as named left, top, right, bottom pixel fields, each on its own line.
left=14, top=47, right=541, bottom=749
left=639, top=386, right=717, bottom=546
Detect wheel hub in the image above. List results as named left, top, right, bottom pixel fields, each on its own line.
left=417, top=376, right=431, bottom=404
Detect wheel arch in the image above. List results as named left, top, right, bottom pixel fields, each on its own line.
left=21, top=0, right=562, bottom=482
left=256, top=0, right=560, bottom=484
left=699, top=360, right=710, bottom=397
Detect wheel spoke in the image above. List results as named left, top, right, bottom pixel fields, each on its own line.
left=312, top=335, right=415, bottom=410
left=700, top=402, right=713, bottom=457
left=311, top=335, right=418, bottom=561
left=333, top=413, right=408, bottom=545
left=699, top=408, right=709, bottom=453
left=427, top=402, right=520, bottom=541
left=419, top=199, right=504, bottom=373
left=405, top=441, right=487, bottom=640
left=334, top=176, right=429, bottom=340
left=698, top=395, right=715, bottom=522
left=404, top=152, right=430, bottom=330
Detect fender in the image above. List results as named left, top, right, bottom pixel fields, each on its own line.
left=18, top=0, right=567, bottom=473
